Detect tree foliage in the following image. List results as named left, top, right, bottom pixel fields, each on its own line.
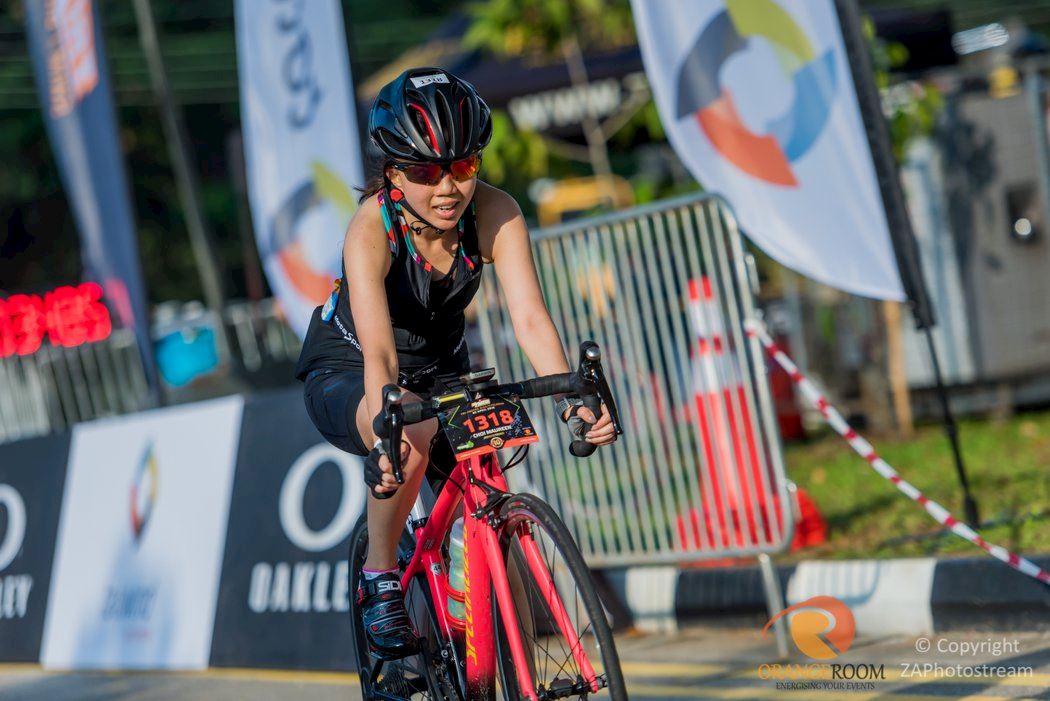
left=462, top=0, right=669, bottom=209
left=481, top=110, right=549, bottom=187
left=864, top=16, right=944, bottom=163
left=463, top=0, right=634, bottom=57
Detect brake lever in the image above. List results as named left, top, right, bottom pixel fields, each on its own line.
left=593, top=367, right=623, bottom=437
left=381, top=384, right=406, bottom=486
left=578, top=342, right=623, bottom=437
left=568, top=342, right=603, bottom=457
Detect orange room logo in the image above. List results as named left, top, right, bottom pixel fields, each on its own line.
left=763, top=595, right=856, bottom=660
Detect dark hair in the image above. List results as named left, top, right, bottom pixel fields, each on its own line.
left=355, top=142, right=391, bottom=203
left=356, top=172, right=387, bottom=203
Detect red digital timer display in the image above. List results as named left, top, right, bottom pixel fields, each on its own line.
left=0, top=283, right=113, bottom=357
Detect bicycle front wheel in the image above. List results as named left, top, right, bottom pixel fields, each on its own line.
left=494, top=493, right=627, bottom=700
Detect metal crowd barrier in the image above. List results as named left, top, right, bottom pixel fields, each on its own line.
left=223, top=298, right=303, bottom=373
left=475, top=192, right=795, bottom=567
left=0, top=300, right=302, bottom=445
left=0, top=329, right=151, bottom=444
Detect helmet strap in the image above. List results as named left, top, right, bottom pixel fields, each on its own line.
left=385, top=179, right=446, bottom=238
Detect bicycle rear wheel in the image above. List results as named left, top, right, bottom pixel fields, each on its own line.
left=348, top=517, right=461, bottom=701
left=494, top=493, right=627, bottom=700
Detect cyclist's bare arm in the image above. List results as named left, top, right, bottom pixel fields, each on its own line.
left=477, top=183, right=571, bottom=378
left=343, top=196, right=401, bottom=474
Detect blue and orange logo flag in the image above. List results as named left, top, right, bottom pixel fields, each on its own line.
left=675, top=0, right=838, bottom=187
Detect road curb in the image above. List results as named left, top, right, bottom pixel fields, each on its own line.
left=600, top=555, right=1050, bottom=635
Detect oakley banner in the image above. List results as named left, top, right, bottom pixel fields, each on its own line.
left=631, top=0, right=905, bottom=300
left=24, top=0, right=159, bottom=391
left=40, top=397, right=243, bottom=670
left=235, top=0, right=365, bottom=337
left=0, top=434, right=71, bottom=662
left=210, top=387, right=365, bottom=670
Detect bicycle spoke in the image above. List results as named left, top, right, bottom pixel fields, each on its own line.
left=520, top=545, right=577, bottom=683
left=519, top=587, right=570, bottom=682
left=495, top=495, right=624, bottom=699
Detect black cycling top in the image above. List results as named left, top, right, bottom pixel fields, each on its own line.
left=294, top=185, right=484, bottom=389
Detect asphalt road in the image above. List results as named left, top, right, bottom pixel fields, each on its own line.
left=1, top=626, right=1047, bottom=700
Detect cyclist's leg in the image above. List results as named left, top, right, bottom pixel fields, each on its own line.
left=354, top=388, right=439, bottom=571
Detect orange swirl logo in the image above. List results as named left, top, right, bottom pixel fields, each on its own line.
left=763, top=596, right=856, bottom=659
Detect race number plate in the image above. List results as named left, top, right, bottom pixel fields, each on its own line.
left=441, top=394, right=539, bottom=460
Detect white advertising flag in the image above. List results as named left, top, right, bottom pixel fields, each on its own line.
left=40, top=397, right=243, bottom=670
left=631, top=0, right=904, bottom=300
left=236, top=0, right=364, bottom=337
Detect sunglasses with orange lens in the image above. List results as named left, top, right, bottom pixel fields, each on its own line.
left=392, top=154, right=482, bottom=186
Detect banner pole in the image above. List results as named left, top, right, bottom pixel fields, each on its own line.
left=226, top=130, right=267, bottom=303
left=923, top=325, right=979, bottom=525
left=131, top=0, right=237, bottom=362
left=834, top=0, right=979, bottom=526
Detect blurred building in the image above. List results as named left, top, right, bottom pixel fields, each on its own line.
left=902, top=28, right=1050, bottom=413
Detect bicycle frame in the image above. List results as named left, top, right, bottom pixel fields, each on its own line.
left=400, top=451, right=601, bottom=701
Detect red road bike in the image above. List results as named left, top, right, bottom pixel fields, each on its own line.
left=349, top=342, right=627, bottom=700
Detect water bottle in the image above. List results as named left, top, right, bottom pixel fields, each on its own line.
left=447, top=517, right=466, bottom=622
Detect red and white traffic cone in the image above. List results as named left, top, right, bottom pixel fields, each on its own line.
left=684, top=277, right=782, bottom=550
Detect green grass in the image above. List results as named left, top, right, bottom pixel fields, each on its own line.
left=777, top=410, right=1050, bottom=563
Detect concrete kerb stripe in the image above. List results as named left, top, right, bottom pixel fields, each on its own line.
left=624, top=566, right=679, bottom=633
left=608, top=555, right=1050, bottom=636
left=787, top=558, right=936, bottom=637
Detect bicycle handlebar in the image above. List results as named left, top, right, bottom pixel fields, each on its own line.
left=371, top=341, right=622, bottom=499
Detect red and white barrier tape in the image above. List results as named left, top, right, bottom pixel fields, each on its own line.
left=744, top=316, right=1050, bottom=586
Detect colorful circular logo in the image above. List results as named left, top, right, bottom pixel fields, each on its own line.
left=263, top=162, right=358, bottom=306
left=676, top=0, right=838, bottom=187
left=763, top=595, right=856, bottom=659
left=130, top=442, right=158, bottom=543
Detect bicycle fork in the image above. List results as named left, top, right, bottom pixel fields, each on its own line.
left=463, top=503, right=498, bottom=700
left=462, top=456, right=601, bottom=701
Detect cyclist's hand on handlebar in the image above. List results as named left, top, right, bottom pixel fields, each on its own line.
left=365, top=440, right=411, bottom=498
left=577, top=403, right=617, bottom=446
left=563, top=402, right=617, bottom=447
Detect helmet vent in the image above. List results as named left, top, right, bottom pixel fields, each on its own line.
left=368, top=68, right=492, bottom=162
left=408, top=102, right=441, bottom=156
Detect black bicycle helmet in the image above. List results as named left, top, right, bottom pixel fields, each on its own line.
left=369, top=67, right=492, bottom=163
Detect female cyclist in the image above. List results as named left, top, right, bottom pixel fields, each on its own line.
left=295, top=67, right=616, bottom=661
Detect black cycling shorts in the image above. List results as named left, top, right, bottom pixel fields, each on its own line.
left=303, top=369, right=370, bottom=456
left=302, top=369, right=458, bottom=475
